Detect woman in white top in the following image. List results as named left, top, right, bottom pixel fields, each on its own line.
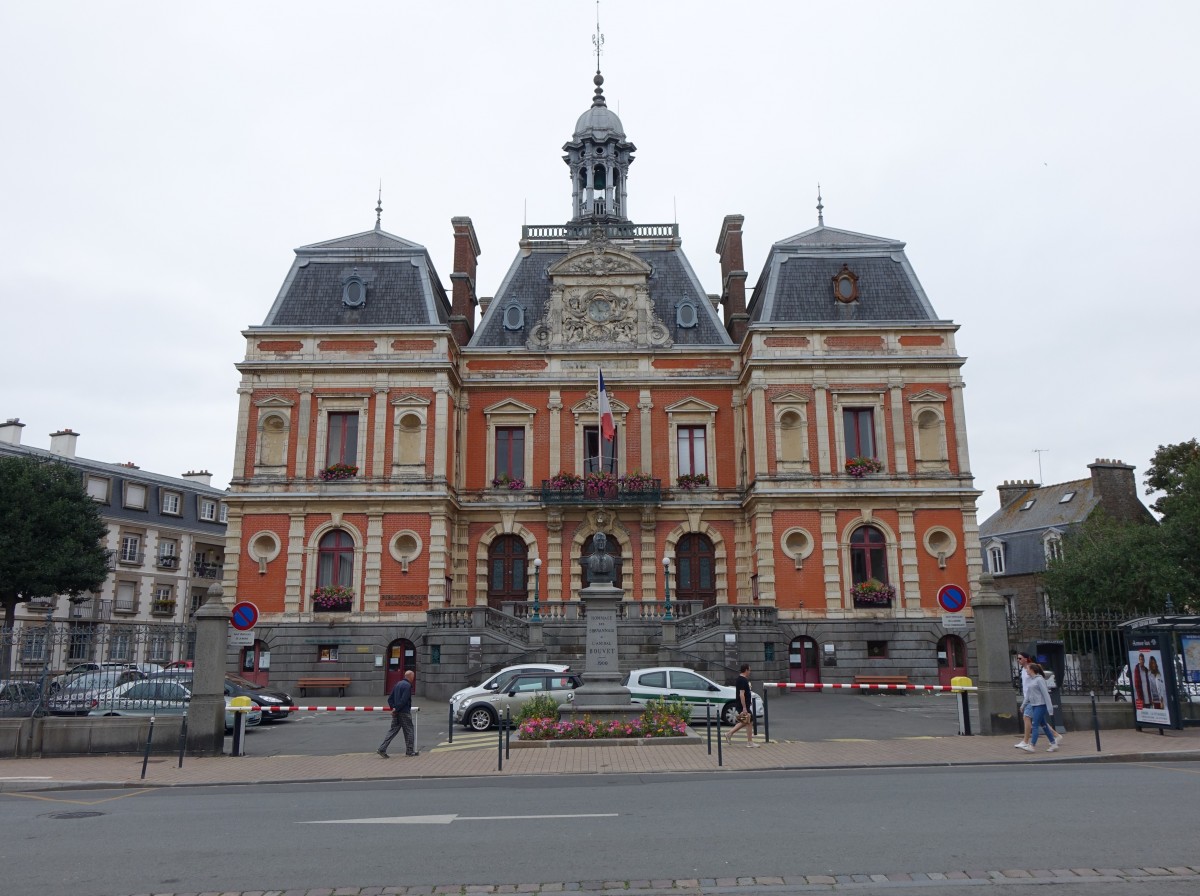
left=1018, top=662, right=1059, bottom=752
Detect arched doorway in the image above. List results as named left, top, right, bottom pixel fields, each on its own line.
left=675, top=533, right=716, bottom=609
left=789, top=637, right=820, bottom=687
left=487, top=535, right=527, bottom=610
left=238, top=639, right=270, bottom=686
left=385, top=638, right=417, bottom=695
left=937, top=635, right=968, bottom=688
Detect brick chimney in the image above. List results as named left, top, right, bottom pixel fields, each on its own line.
left=997, top=479, right=1036, bottom=509
left=1088, top=458, right=1149, bottom=522
left=449, top=216, right=480, bottom=346
left=0, top=418, right=25, bottom=445
left=716, top=214, right=749, bottom=342
left=49, top=428, right=79, bottom=458
left=183, top=469, right=213, bottom=487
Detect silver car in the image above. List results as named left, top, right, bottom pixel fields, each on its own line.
left=48, top=669, right=144, bottom=715
left=452, top=671, right=580, bottom=731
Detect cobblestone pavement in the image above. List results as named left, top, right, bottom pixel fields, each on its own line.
left=105, top=864, right=1200, bottom=896
left=0, top=726, right=1197, bottom=792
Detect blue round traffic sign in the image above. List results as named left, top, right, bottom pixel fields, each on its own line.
left=230, top=601, right=260, bottom=631
left=937, top=584, right=967, bottom=613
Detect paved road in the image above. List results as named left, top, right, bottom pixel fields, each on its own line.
left=240, top=691, right=981, bottom=757
left=3, top=761, right=1197, bottom=896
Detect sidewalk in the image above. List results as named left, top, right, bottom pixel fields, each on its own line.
left=2, top=725, right=1198, bottom=792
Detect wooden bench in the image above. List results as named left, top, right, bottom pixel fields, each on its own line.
left=852, top=675, right=911, bottom=694
left=296, top=676, right=350, bottom=697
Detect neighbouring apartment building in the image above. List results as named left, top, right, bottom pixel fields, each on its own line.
left=223, top=66, right=983, bottom=699
left=0, top=418, right=227, bottom=672
left=979, top=458, right=1156, bottom=630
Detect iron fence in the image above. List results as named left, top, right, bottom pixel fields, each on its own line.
left=2, top=620, right=196, bottom=682
left=1008, top=610, right=1127, bottom=696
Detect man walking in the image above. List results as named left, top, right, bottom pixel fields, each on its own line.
left=725, top=663, right=759, bottom=748
left=378, top=670, right=418, bottom=758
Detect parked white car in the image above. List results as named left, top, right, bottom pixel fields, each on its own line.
left=624, top=667, right=764, bottom=725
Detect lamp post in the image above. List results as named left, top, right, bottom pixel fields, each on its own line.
left=662, top=554, right=673, bottom=621
left=531, top=557, right=542, bottom=622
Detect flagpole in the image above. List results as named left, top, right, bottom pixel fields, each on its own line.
left=597, top=367, right=603, bottom=473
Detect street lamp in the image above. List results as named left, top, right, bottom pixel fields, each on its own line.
left=531, top=557, right=542, bottom=622
left=662, top=554, right=673, bottom=621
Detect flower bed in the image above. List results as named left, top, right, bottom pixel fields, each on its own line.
left=675, top=472, right=709, bottom=490
left=851, top=578, right=895, bottom=608
left=516, top=696, right=690, bottom=741
left=319, top=463, right=358, bottom=481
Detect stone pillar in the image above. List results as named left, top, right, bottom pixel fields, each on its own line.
left=970, top=573, right=1016, bottom=736
left=189, top=582, right=231, bottom=755
left=561, top=581, right=639, bottom=723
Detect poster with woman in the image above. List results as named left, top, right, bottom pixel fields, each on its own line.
left=1127, top=634, right=1172, bottom=727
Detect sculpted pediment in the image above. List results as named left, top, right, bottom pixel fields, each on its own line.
left=529, top=236, right=670, bottom=351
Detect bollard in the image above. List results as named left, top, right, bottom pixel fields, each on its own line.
left=177, top=712, right=188, bottom=768
left=504, top=707, right=512, bottom=760
left=229, top=696, right=253, bottom=757
left=448, top=703, right=454, bottom=744
left=497, top=711, right=504, bottom=771
left=140, top=716, right=156, bottom=780
left=705, top=702, right=712, bottom=755
left=716, top=705, right=723, bottom=767
left=1090, top=691, right=1102, bottom=752
left=951, top=676, right=973, bottom=736
left=763, top=685, right=770, bottom=744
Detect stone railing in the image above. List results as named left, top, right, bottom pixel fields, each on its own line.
left=676, top=604, right=778, bottom=641
left=522, top=223, right=680, bottom=241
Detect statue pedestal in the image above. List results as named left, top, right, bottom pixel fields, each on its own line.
left=559, top=582, right=642, bottom=725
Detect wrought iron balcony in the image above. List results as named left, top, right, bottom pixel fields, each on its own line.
left=192, top=563, right=224, bottom=580
left=539, top=478, right=662, bottom=505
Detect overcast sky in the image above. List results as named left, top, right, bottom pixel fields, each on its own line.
left=2, top=1, right=1196, bottom=521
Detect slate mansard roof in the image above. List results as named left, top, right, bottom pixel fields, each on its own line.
left=748, top=225, right=940, bottom=325
left=260, top=228, right=451, bottom=328
left=978, top=479, right=1097, bottom=577
left=469, top=240, right=732, bottom=350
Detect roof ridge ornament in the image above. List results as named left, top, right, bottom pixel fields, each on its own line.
left=816, top=184, right=824, bottom=226
left=375, top=182, right=383, bottom=231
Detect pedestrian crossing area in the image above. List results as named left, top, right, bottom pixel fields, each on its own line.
left=426, top=730, right=500, bottom=753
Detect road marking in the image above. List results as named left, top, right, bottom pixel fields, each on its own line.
left=302, top=813, right=619, bottom=825
left=1, top=789, right=154, bottom=805
left=429, top=732, right=497, bottom=753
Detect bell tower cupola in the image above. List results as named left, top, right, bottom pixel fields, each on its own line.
left=563, top=19, right=635, bottom=224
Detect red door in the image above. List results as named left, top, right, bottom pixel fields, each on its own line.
left=239, top=639, right=270, bottom=686
left=384, top=639, right=416, bottom=695
left=789, top=637, right=821, bottom=687
left=937, top=635, right=968, bottom=688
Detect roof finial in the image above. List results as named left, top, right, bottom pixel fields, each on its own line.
left=375, top=182, right=383, bottom=231
left=816, top=184, right=824, bottom=226
left=593, top=0, right=604, bottom=75
left=590, top=0, right=607, bottom=107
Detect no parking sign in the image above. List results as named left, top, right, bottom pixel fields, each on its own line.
left=937, top=584, right=967, bottom=613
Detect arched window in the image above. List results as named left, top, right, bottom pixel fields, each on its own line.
left=487, top=536, right=527, bottom=610
left=581, top=535, right=623, bottom=589
left=849, top=526, right=888, bottom=585
left=317, top=530, right=355, bottom=589
left=675, top=534, right=716, bottom=609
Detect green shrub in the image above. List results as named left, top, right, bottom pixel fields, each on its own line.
left=516, top=693, right=561, bottom=726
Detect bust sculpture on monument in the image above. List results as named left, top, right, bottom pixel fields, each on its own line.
left=586, top=532, right=615, bottom=586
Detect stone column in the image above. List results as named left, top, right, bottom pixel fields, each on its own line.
left=970, top=573, right=1016, bottom=736
left=188, top=582, right=231, bottom=755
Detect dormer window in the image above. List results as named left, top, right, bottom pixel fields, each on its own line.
left=502, top=304, right=525, bottom=330
left=832, top=264, right=859, bottom=303
left=676, top=301, right=698, bottom=329
left=342, top=275, right=366, bottom=308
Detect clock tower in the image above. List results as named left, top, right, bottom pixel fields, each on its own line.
left=563, top=69, right=635, bottom=224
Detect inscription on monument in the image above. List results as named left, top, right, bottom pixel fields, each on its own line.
left=587, top=609, right=618, bottom=673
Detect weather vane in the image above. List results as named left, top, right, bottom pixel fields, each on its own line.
left=593, top=0, right=604, bottom=73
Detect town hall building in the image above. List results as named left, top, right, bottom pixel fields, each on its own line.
left=222, top=65, right=983, bottom=699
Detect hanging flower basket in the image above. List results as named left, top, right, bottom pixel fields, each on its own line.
left=584, top=470, right=617, bottom=499
left=319, top=463, right=359, bottom=481
left=675, top=472, right=709, bottom=490
left=845, top=457, right=884, bottom=479
left=312, top=585, right=354, bottom=612
left=546, top=471, right=583, bottom=491
left=851, top=578, right=895, bottom=608
left=618, top=472, right=656, bottom=493
left=491, top=473, right=525, bottom=490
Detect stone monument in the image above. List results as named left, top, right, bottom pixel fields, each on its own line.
left=560, top=532, right=642, bottom=723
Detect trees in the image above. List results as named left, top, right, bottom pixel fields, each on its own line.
left=1045, top=440, right=1199, bottom=614
left=0, top=456, right=111, bottom=667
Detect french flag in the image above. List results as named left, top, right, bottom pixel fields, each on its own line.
left=597, top=369, right=615, bottom=442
